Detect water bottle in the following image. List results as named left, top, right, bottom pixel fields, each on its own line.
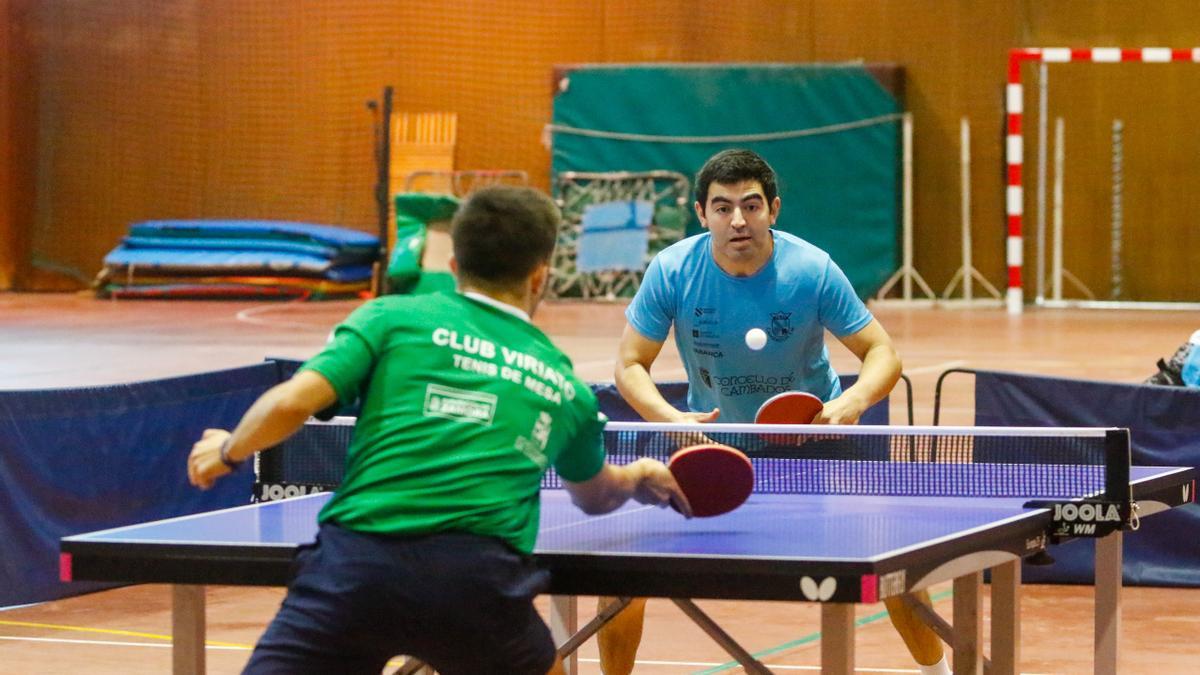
left=1181, top=330, right=1200, bottom=388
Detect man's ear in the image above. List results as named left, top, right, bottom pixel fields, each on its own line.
left=769, top=196, right=781, bottom=225
left=448, top=256, right=458, bottom=274
left=530, top=262, right=550, bottom=297
left=694, top=201, right=709, bottom=229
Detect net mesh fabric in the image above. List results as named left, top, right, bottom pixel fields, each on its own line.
left=258, top=420, right=1116, bottom=500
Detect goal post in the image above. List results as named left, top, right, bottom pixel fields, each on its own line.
left=1005, top=47, right=1200, bottom=314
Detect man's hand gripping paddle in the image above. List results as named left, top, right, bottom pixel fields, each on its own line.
left=755, top=391, right=825, bottom=447
left=666, top=444, right=754, bottom=517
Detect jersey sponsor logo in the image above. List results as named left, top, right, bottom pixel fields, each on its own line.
left=424, top=383, right=498, bottom=425
left=515, top=411, right=552, bottom=469
left=693, top=347, right=724, bottom=358
left=693, top=307, right=720, bottom=326
left=768, top=311, right=794, bottom=342
left=692, top=329, right=718, bottom=339
left=699, top=367, right=712, bottom=388
left=713, top=373, right=794, bottom=397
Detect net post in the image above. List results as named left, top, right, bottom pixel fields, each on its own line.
left=1104, top=428, right=1132, bottom=511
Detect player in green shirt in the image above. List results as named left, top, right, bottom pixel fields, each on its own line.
left=187, top=185, right=690, bottom=675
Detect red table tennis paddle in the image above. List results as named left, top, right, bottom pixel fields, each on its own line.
left=755, top=391, right=824, bottom=424
left=667, top=443, right=754, bottom=517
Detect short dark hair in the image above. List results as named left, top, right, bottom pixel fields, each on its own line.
left=694, top=149, right=779, bottom=210
left=451, top=185, right=560, bottom=288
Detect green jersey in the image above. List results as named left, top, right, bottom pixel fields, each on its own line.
left=299, top=291, right=606, bottom=554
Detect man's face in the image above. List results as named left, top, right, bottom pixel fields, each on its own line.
left=695, top=179, right=779, bottom=274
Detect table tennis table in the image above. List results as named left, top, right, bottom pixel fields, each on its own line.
left=60, top=467, right=1192, bottom=675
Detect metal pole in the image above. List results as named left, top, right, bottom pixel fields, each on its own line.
left=369, top=86, right=394, bottom=297
left=960, top=117, right=973, bottom=301
left=874, top=112, right=934, bottom=303
left=902, top=112, right=913, bottom=300
left=941, top=117, right=1000, bottom=305
left=1052, top=117, right=1065, bottom=301
left=1035, top=62, right=1049, bottom=304
left=1110, top=119, right=1124, bottom=300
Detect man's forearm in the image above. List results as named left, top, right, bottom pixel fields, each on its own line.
left=842, top=344, right=901, bottom=409
left=614, top=362, right=685, bottom=422
left=223, top=374, right=335, bottom=463
left=565, top=458, right=685, bottom=516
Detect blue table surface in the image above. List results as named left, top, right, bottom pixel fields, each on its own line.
left=66, top=466, right=1186, bottom=563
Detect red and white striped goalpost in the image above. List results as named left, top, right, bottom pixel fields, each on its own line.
left=1004, top=47, right=1200, bottom=314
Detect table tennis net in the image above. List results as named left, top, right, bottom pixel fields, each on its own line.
left=255, top=419, right=1130, bottom=500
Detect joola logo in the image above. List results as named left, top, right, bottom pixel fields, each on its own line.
left=1052, top=503, right=1121, bottom=523
left=256, top=483, right=328, bottom=502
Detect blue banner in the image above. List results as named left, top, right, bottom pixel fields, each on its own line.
left=1, top=363, right=279, bottom=606
left=973, top=369, right=1200, bottom=586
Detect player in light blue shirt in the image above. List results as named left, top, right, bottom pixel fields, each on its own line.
left=601, top=149, right=949, bottom=675
left=617, top=149, right=901, bottom=428
left=625, top=228, right=872, bottom=422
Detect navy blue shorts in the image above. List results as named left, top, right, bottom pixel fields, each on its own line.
left=243, top=522, right=555, bottom=675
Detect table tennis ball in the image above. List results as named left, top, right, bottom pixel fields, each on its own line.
left=744, top=327, right=767, bottom=351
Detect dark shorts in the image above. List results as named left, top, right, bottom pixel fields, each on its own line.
left=243, top=522, right=555, bottom=675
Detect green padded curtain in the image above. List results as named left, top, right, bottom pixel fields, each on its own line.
left=550, top=64, right=900, bottom=299
left=389, top=193, right=459, bottom=295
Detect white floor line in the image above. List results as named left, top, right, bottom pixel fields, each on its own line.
left=0, top=635, right=244, bottom=650
left=0, top=635, right=1053, bottom=673
left=234, top=303, right=339, bottom=330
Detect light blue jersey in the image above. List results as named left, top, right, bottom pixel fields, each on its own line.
left=626, top=230, right=873, bottom=422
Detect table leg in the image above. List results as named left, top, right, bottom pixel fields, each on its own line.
left=952, top=572, right=983, bottom=674
left=672, top=599, right=771, bottom=674
left=990, top=561, right=1021, bottom=675
left=820, top=603, right=855, bottom=675
left=172, top=584, right=206, bottom=675
left=1095, top=531, right=1123, bottom=675
left=549, top=595, right=578, bottom=675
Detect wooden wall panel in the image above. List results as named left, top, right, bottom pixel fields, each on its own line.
left=0, top=0, right=37, bottom=290
left=25, top=1, right=204, bottom=288
left=1019, top=0, right=1200, bottom=301
left=9, top=0, right=1200, bottom=300
left=0, top=0, right=16, bottom=289
left=807, top=1, right=1016, bottom=296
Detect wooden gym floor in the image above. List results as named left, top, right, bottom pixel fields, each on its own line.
left=0, top=292, right=1197, bottom=673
